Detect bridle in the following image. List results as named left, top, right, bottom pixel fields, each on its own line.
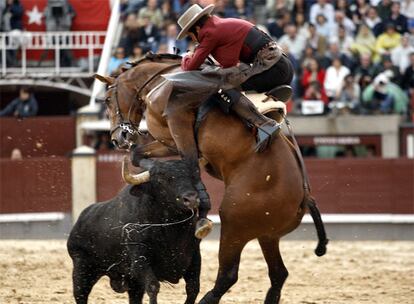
left=108, top=63, right=181, bottom=143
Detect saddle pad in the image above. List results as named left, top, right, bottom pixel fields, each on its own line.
left=248, top=93, right=286, bottom=123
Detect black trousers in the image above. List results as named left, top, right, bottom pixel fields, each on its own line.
left=241, top=54, right=294, bottom=93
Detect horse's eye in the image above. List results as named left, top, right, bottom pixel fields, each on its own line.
left=104, top=97, right=111, bottom=105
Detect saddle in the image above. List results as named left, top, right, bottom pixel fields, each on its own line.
left=250, top=85, right=292, bottom=123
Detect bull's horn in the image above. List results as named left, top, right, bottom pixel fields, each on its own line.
left=122, top=156, right=150, bottom=185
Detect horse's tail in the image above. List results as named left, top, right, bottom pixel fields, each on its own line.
left=304, top=195, right=329, bottom=257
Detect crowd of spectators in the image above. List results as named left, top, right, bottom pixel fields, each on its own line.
left=115, top=0, right=414, bottom=118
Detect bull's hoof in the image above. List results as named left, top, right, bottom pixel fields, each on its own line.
left=195, top=218, right=213, bottom=239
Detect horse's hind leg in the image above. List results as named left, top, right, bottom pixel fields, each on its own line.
left=199, top=232, right=247, bottom=304
left=258, top=237, right=288, bottom=304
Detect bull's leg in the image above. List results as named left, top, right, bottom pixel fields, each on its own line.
left=129, top=246, right=160, bottom=304
left=183, top=244, right=201, bottom=304
left=164, top=110, right=212, bottom=239
left=72, top=257, right=100, bottom=304
left=258, top=237, right=288, bottom=304
left=131, top=140, right=178, bottom=166
left=128, top=284, right=145, bottom=304
left=199, top=232, right=247, bottom=304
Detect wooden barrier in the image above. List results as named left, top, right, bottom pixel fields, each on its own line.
left=0, top=157, right=71, bottom=213
left=0, top=157, right=412, bottom=216
left=0, top=117, right=76, bottom=158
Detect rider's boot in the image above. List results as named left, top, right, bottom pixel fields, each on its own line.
left=219, top=89, right=281, bottom=152
left=194, top=180, right=213, bottom=239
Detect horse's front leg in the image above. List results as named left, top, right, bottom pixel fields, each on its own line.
left=131, top=139, right=178, bottom=166
left=165, top=110, right=213, bottom=239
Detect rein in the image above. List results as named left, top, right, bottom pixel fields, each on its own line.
left=109, top=62, right=181, bottom=138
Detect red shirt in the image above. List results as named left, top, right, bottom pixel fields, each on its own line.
left=181, top=16, right=254, bottom=71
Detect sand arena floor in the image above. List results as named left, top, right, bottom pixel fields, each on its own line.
left=0, top=240, right=413, bottom=304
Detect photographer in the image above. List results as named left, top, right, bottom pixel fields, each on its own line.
left=44, top=0, right=76, bottom=66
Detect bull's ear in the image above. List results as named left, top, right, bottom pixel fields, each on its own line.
left=139, top=159, right=155, bottom=170
left=93, top=74, right=115, bottom=85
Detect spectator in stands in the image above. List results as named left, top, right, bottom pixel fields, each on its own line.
left=303, top=81, right=329, bottom=104
left=161, top=0, right=176, bottom=22
left=315, top=14, right=332, bottom=39
left=137, top=0, right=163, bottom=28
left=1, top=0, right=23, bottom=31
left=353, top=53, right=381, bottom=88
left=362, top=73, right=409, bottom=114
left=307, top=23, right=328, bottom=56
left=278, top=23, right=307, bottom=61
left=385, top=1, right=408, bottom=34
left=136, top=13, right=161, bottom=53
left=157, top=42, right=168, bottom=53
left=309, top=0, right=335, bottom=25
left=401, top=0, right=414, bottom=20
left=378, top=55, right=401, bottom=85
left=251, top=0, right=267, bottom=26
left=162, top=23, right=188, bottom=54
left=0, top=87, right=38, bottom=118
left=324, top=57, right=350, bottom=101
left=332, top=10, right=356, bottom=37
left=129, top=44, right=144, bottom=61
left=376, top=0, right=392, bottom=21
left=350, top=23, right=377, bottom=59
left=331, top=25, right=354, bottom=57
left=375, top=23, right=401, bottom=56
left=295, top=12, right=309, bottom=39
left=108, top=47, right=128, bottom=75
left=391, top=34, right=414, bottom=74
left=321, top=41, right=353, bottom=69
left=402, top=52, right=414, bottom=92
left=335, top=0, right=352, bottom=19
left=364, top=6, right=382, bottom=36
left=122, top=0, right=145, bottom=16
left=1, top=0, right=23, bottom=66
left=224, top=0, right=252, bottom=20
left=301, top=58, right=326, bottom=95
left=353, top=0, right=370, bottom=20
left=267, top=11, right=289, bottom=39
left=332, top=74, right=361, bottom=113
left=44, top=0, right=76, bottom=67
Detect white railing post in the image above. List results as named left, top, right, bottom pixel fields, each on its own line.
left=1, top=34, right=6, bottom=76
left=89, top=0, right=121, bottom=106
left=71, top=146, right=97, bottom=223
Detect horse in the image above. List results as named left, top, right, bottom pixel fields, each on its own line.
left=94, top=53, right=328, bottom=304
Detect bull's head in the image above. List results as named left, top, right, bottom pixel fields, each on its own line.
left=94, top=74, right=143, bottom=150
left=122, top=157, right=200, bottom=210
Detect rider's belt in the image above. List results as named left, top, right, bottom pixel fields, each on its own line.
left=243, top=26, right=273, bottom=63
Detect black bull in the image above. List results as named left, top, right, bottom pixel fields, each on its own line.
left=67, top=159, right=202, bottom=304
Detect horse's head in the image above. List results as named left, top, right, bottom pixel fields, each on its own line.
left=94, top=73, right=144, bottom=150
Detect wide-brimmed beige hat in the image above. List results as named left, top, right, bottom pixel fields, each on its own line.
left=177, top=4, right=215, bottom=40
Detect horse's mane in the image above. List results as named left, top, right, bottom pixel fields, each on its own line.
left=115, top=52, right=182, bottom=77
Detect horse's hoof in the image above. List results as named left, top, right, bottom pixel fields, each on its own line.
left=195, top=219, right=213, bottom=239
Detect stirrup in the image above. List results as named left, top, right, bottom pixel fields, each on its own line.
left=265, top=85, right=293, bottom=103
left=255, top=121, right=281, bottom=153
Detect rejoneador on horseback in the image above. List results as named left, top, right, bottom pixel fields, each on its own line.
left=162, top=3, right=295, bottom=237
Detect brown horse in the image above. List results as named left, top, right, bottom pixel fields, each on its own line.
left=95, top=54, right=327, bottom=304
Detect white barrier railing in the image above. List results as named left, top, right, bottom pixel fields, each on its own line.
left=0, top=31, right=106, bottom=77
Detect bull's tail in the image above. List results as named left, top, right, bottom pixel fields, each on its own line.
left=305, top=196, right=328, bottom=257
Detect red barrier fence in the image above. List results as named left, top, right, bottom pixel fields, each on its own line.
left=0, top=117, right=76, bottom=158
left=95, top=158, right=414, bottom=214
left=0, top=158, right=412, bottom=215
left=0, top=157, right=71, bottom=213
